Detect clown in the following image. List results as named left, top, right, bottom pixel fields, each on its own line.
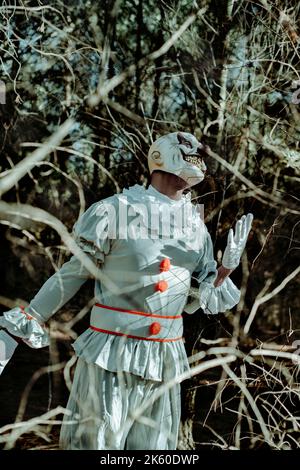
left=0, top=132, right=253, bottom=449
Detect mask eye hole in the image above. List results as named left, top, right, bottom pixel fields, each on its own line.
left=177, top=132, right=192, bottom=148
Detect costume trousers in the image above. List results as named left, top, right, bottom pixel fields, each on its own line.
left=59, top=357, right=181, bottom=450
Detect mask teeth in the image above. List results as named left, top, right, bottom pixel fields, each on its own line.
left=184, top=155, right=203, bottom=169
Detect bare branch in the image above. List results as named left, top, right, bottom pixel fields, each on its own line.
left=244, top=264, right=300, bottom=334
left=0, top=119, right=74, bottom=196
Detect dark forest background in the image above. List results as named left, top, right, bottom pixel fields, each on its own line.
left=0, top=0, right=299, bottom=450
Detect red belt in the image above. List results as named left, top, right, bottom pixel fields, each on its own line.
left=90, top=302, right=183, bottom=342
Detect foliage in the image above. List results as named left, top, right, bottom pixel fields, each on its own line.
left=0, top=0, right=299, bottom=450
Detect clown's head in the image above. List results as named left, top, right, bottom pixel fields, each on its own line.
left=148, top=132, right=208, bottom=188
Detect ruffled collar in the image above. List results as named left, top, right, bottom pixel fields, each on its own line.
left=119, top=184, right=201, bottom=237
left=122, top=184, right=191, bottom=206
left=147, top=184, right=191, bottom=205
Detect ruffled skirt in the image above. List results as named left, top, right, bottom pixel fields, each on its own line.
left=59, top=357, right=181, bottom=450
left=72, top=328, right=191, bottom=382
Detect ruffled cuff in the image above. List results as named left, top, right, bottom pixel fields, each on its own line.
left=0, top=306, right=49, bottom=349
left=199, top=277, right=241, bottom=315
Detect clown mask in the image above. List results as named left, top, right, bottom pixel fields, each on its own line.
left=148, top=132, right=208, bottom=187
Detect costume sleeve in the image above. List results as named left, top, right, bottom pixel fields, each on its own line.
left=0, top=201, right=112, bottom=348
left=191, top=227, right=241, bottom=315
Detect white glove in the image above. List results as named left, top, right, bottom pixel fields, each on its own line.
left=0, top=330, right=19, bottom=375
left=222, top=213, right=253, bottom=269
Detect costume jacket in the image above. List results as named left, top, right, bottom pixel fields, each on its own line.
left=0, top=184, right=240, bottom=382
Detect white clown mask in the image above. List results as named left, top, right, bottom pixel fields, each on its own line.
left=148, top=132, right=208, bottom=187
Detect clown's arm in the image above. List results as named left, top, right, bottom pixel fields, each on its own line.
left=185, top=214, right=253, bottom=315
left=0, top=202, right=111, bottom=373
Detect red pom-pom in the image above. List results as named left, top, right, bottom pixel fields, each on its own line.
left=159, top=258, right=171, bottom=272
left=155, top=280, right=168, bottom=292
left=149, top=322, right=161, bottom=336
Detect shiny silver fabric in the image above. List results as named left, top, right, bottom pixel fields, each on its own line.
left=60, top=357, right=181, bottom=450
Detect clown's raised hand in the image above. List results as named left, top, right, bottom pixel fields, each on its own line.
left=222, top=213, right=253, bottom=270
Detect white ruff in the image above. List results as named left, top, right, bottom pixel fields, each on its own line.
left=120, top=184, right=204, bottom=240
